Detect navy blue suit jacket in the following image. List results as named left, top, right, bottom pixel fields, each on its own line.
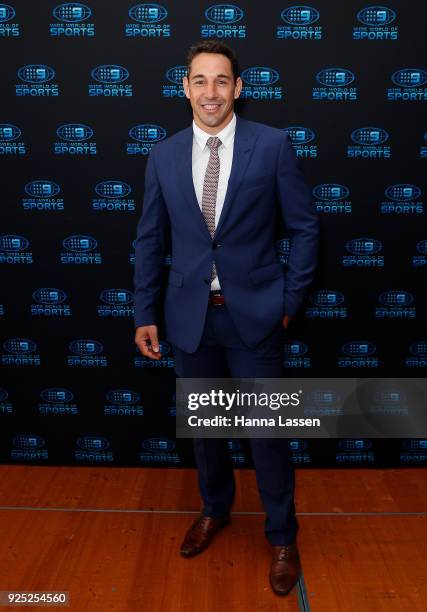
left=134, top=114, right=319, bottom=353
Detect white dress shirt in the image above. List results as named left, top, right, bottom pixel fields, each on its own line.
left=192, top=112, right=236, bottom=290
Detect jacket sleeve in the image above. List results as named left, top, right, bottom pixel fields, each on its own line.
left=276, top=132, right=320, bottom=318
left=133, top=148, right=170, bottom=328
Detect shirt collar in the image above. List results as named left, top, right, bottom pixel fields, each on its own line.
left=193, top=112, right=236, bottom=151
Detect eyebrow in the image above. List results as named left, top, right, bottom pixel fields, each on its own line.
left=190, top=74, right=231, bottom=81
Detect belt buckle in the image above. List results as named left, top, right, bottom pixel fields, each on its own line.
left=209, top=290, right=224, bottom=306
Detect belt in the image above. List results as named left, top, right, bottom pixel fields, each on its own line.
left=208, top=290, right=225, bottom=306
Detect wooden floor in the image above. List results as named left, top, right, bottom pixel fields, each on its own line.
left=0, top=466, right=425, bottom=611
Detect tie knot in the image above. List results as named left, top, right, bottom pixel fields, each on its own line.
left=207, top=136, right=222, bottom=151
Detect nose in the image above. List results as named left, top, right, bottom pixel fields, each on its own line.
left=205, top=81, right=217, bottom=99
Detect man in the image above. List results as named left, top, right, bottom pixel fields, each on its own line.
left=134, top=41, right=319, bottom=597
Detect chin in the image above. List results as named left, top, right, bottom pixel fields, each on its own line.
left=206, top=117, right=222, bottom=125
left=202, top=113, right=225, bottom=125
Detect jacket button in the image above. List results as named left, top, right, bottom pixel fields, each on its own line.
left=213, top=242, right=221, bottom=249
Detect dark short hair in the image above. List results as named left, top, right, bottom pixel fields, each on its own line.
left=186, top=40, right=239, bottom=82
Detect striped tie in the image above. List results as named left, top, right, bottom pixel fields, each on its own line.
left=201, top=136, right=222, bottom=282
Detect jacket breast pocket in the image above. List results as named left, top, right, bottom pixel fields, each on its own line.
left=249, top=262, right=284, bottom=286
left=168, top=269, right=184, bottom=287
left=239, top=174, right=274, bottom=194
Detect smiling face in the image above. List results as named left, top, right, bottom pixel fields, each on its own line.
left=183, top=52, right=242, bottom=134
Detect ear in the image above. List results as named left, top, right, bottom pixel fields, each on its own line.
left=234, top=76, right=243, bottom=99
left=182, top=75, right=190, bottom=99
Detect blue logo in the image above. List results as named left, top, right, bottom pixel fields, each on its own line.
left=62, top=235, right=97, bottom=251
left=158, top=341, right=171, bottom=356
left=0, top=235, right=29, bottom=251
left=69, top=340, right=103, bottom=355
left=50, top=2, right=94, bottom=37
left=306, top=290, right=347, bottom=318
left=99, top=289, right=133, bottom=305
left=95, top=181, right=131, bottom=198
left=98, top=288, right=134, bottom=315
left=227, top=440, right=242, bottom=452
left=129, top=124, right=167, bottom=143
left=241, top=67, right=279, bottom=86
left=67, top=340, right=106, bottom=365
left=285, top=126, right=316, bottom=144
left=351, top=127, right=389, bottom=145
left=338, top=439, right=372, bottom=451
left=18, top=65, right=55, bottom=83
left=53, top=3, right=92, bottom=21
left=165, top=65, right=187, bottom=84
left=25, top=180, right=60, bottom=198
left=3, top=338, right=37, bottom=354
left=372, top=390, right=406, bottom=404
left=357, top=6, right=396, bottom=26
left=141, top=437, right=175, bottom=452
left=1, top=115, right=26, bottom=150
left=313, top=184, right=349, bottom=200
left=346, top=238, right=382, bottom=255
left=289, top=439, right=307, bottom=452
left=0, top=4, right=15, bottom=21
left=0, top=388, right=8, bottom=401
left=309, top=391, right=341, bottom=405
left=281, top=6, right=319, bottom=25
left=379, top=291, right=414, bottom=307
left=32, top=288, right=67, bottom=304
left=23, top=184, right=64, bottom=210
left=128, top=3, right=167, bottom=22
left=56, top=124, right=93, bottom=141
left=12, top=434, right=45, bottom=449
left=409, top=341, right=427, bottom=357
left=416, top=240, right=427, bottom=254
left=126, top=3, right=170, bottom=38
left=93, top=182, right=134, bottom=211
left=316, top=68, right=354, bottom=87
left=40, top=388, right=74, bottom=402
left=106, top=390, right=140, bottom=404
left=277, top=5, right=322, bottom=40
left=205, top=4, right=244, bottom=24
left=402, top=440, right=427, bottom=451
left=310, top=290, right=344, bottom=307
left=77, top=436, right=110, bottom=451
left=284, top=342, right=308, bottom=357
left=276, top=238, right=290, bottom=256
left=391, top=69, right=427, bottom=88
left=385, top=184, right=421, bottom=201
left=91, top=65, right=129, bottom=84
left=342, top=341, right=376, bottom=356
left=0, top=124, right=20, bottom=140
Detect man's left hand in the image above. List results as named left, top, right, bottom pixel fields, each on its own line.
left=282, top=314, right=292, bottom=329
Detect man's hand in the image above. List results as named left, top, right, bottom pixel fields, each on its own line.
left=135, top=325, right=162, bottom=360
left=282, top=314, right=293, bottom=330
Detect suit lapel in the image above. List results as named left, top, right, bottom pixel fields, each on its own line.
left=173, top=114, right=257, bottom=240
left=215, top=115, right=257, bottom=237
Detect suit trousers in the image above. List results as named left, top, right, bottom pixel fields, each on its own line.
left=171, top=301, right=299, bottom=546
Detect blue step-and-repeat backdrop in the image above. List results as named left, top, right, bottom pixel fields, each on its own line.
left=1, top=1, right=426, bottom=467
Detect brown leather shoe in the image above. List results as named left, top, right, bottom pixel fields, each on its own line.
left=180, top=513, right=230, bottom=557
left=269, top=541, right=301, bottom=596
